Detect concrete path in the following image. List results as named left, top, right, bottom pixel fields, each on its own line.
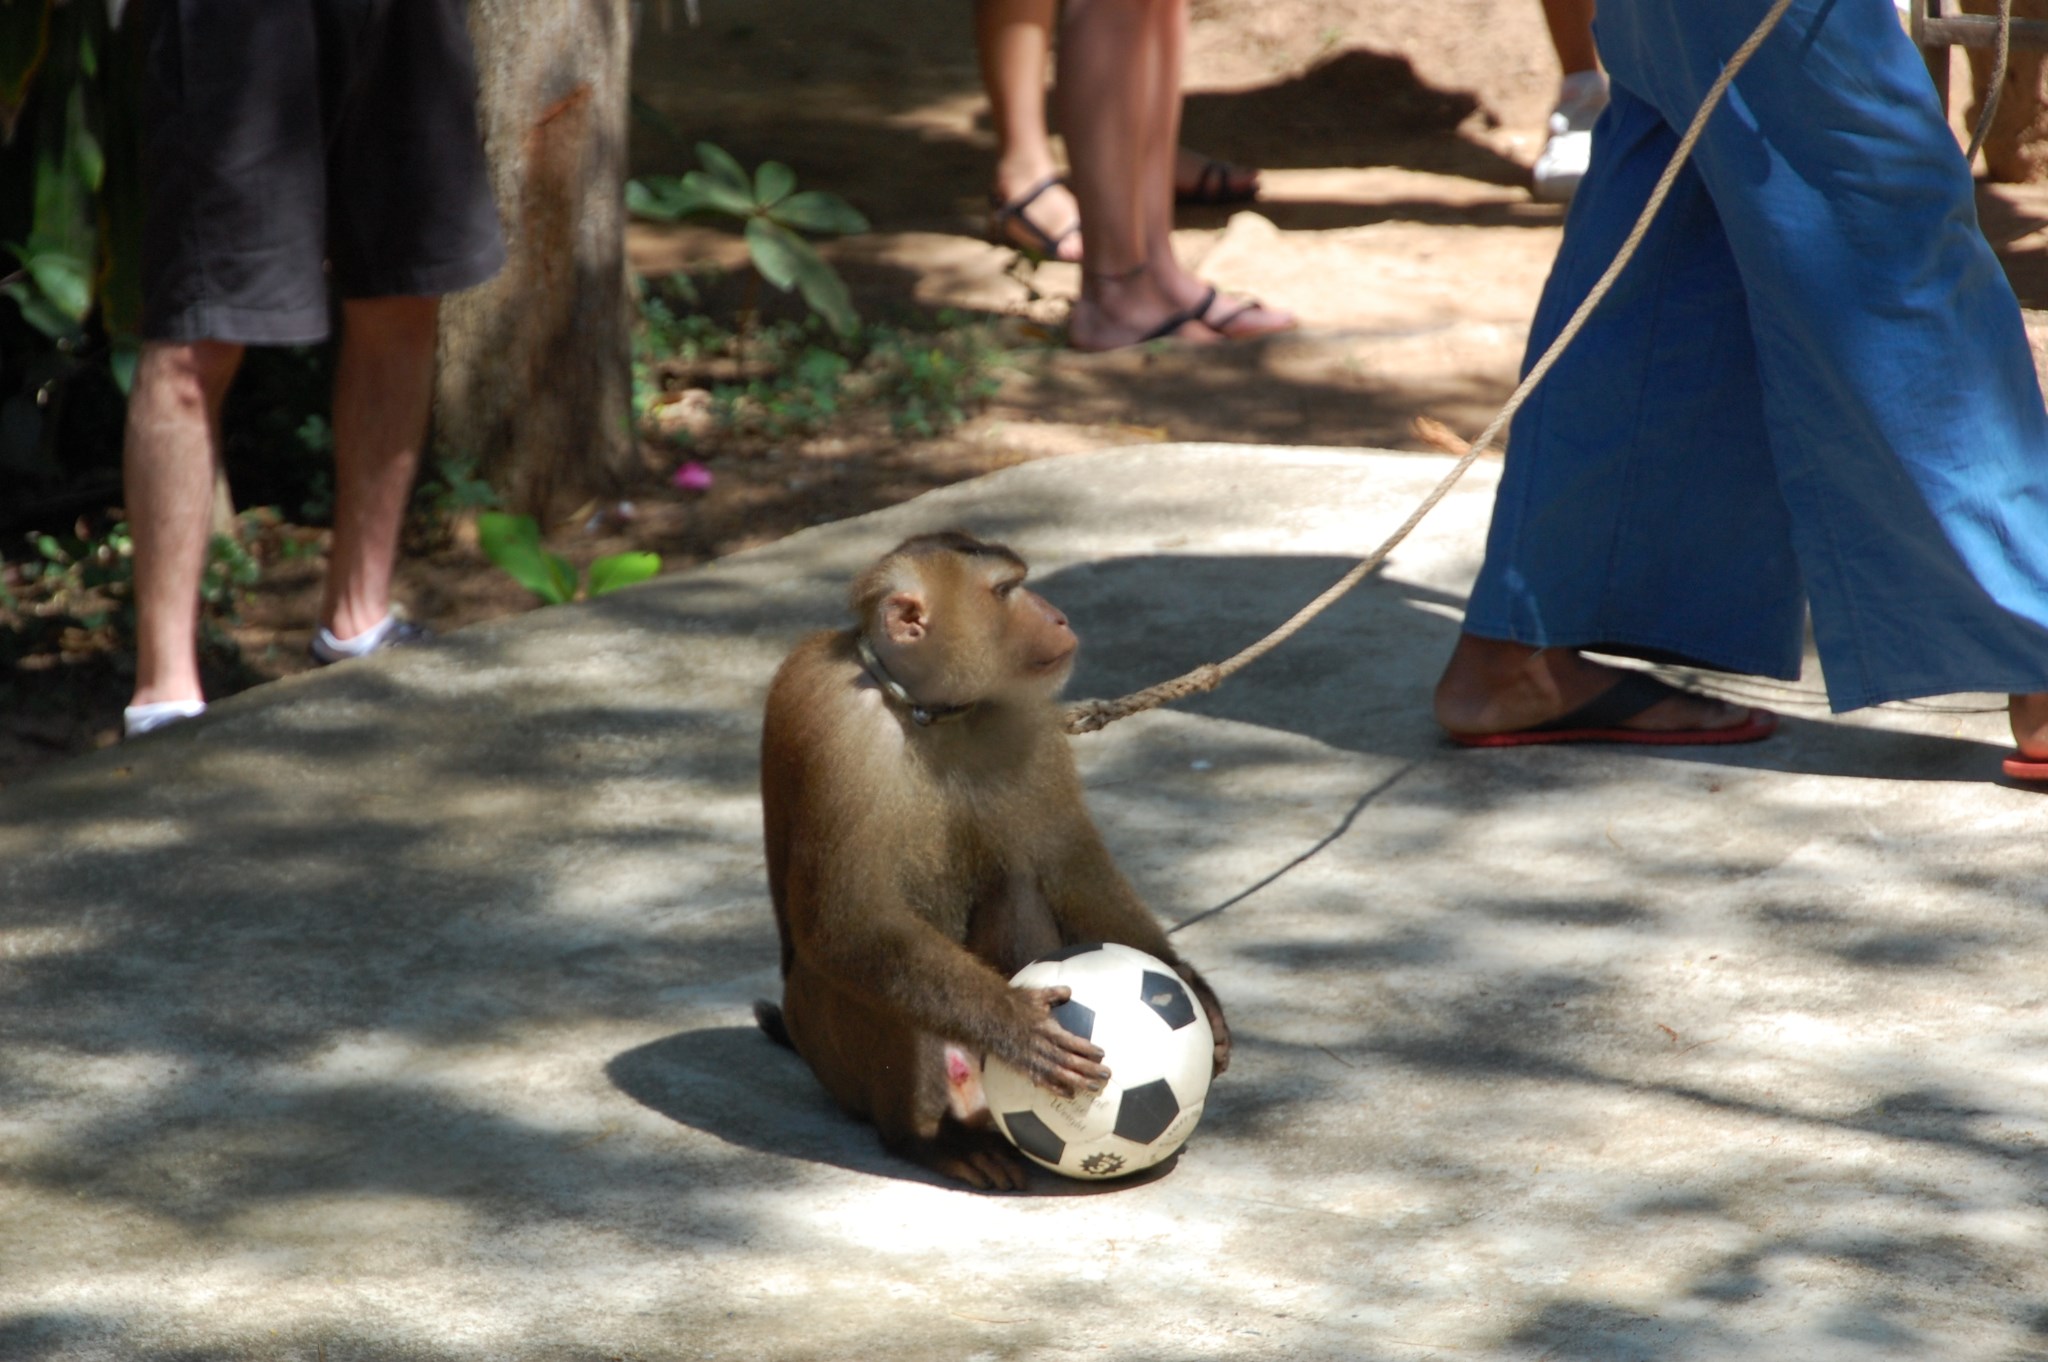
left=4, top=446, right=2045, bottom=1362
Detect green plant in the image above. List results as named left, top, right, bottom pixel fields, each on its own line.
left=200, top=528, right=260, bottom=614
left=2, top=2, right=144, bottom=492
left=415, top=449, right=498, bottom=522
left=476, top=512, right=660, bottom=606
left=16, top=519, right=134, bottom=635
left=632, top=272, right=733, bottom=425
left=627, top=144, right=869, bottom=337
left=4, top=508, right=263, bottom=650
left=709, top=337, right=851, bottom=439
left=864, top=323, right=1006, bottom=438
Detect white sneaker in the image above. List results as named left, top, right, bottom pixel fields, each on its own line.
left=1532, top=70, right=1610, bottom=204
left=122, top=699, right=207, bottom=739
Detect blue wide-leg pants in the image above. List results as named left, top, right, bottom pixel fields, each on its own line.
left=1464, top=0, right=2048, bottom=711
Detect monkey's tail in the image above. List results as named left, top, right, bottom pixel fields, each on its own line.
left=753, top=999, right=795, bottom=1050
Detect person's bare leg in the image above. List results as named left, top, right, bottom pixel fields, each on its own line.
left=979, top=0, right=1083, bottom=260
left=1540, top=0, right=1598, bottom=76
left=1060, top=0, right=1214, bottom=348
left=126, top=340, right=245, bottom=709
left=1146, top=0, right=1294, bottom=337
left=321, top=295, right=437, bottom=641
left=2012, top=692, right=2048, bottom=759
left=1433, top=633, right=1758, bottom=737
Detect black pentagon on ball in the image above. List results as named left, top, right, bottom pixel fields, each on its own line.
left=1113, top=1077, right=1183, bottom=1144
left=1002, top=1109, right=1067, bottom=1165
left=1138, top=970, right=1197, bottom=1029
left=1052, top=997, right=1096, bottom=1043
left=1039, top=941, right=1106, bottom=963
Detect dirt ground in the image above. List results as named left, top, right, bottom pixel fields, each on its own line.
left=10, top=0, right=2048, bottom=785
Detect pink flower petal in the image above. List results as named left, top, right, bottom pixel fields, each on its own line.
left=671, top=461, right=714, bottom=492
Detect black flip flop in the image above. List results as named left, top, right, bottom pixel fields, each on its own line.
left=1133, top=286, right=1217, bottom=344
left=1200, top=292, right=1296, bottom=339
left=1448, top=671, right=1778, bottom=748
left=990, top=175, right=1079, bottom=261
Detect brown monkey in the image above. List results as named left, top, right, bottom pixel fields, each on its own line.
left=756, top=531, right=1230, bottom=1190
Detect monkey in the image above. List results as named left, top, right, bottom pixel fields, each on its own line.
left=755, top=531, right=1230, bottom=1190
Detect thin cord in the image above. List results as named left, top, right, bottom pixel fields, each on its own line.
left=1966, top=0, right=2016, bottom=165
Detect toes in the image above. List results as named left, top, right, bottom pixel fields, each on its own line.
left=941, top=1156, right=994, bottom=1191
left=973, top=1150, right=1028, bottom=1191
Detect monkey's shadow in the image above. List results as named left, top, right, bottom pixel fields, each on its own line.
left=607, top=1027, right=1178, bottom=1196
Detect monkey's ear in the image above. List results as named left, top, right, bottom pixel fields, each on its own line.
left=881, top=592, right=928, bottom=645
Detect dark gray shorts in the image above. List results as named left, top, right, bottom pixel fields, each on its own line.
left=139, top=0, right=507, bottom=344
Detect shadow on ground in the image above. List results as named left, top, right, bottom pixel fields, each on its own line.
left=606, top=1027, right=1181, bottom=1196
left=1039, top=553, right=2010, bottom=782
left=5, top=505, right=2045, bottom=1357
left=633, top=37, right=1527, bottom=234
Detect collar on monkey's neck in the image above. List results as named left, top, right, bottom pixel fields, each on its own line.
left=856, top=632, right=976, bottom=728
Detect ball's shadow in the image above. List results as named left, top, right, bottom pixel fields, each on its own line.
left=606, top=1026, right=1180, bottom=1196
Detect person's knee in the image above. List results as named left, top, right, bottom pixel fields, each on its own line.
left=136, top=340, right=244, bottom=414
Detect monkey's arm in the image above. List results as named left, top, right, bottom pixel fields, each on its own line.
left=1037, top=810, right=1232, bottom=1076
left=781, top=831, right=1110, bottom=1096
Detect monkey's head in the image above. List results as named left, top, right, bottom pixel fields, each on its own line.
left=850, top=532, right=1078, bottom=712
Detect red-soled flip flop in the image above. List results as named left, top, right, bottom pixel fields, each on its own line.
left=1448, top=670, right=1778, bottom=749
left=2002, top=753, right=2048, bottom=782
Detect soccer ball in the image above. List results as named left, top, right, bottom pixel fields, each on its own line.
left=982, top=942, right=1215, bottom=1180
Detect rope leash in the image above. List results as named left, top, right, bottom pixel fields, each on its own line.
left=1968, top=0, right=2016, bottom=166
left=1063, top=0, right=1799, bottom=737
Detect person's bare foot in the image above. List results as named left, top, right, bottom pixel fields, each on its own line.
left=1174, top=149, right=1260, bottom=205
left=2010, top=692, right=2048, bottom=760
left=1433, top=634, right=1759, bottom=738
left=1195, top=289, right=1296, bottom=340
left=1154, top=265, right=1296, bottom=343
left=1068, top=267, right=1220, bottom=352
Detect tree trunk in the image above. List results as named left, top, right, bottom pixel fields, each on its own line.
left=436, top=0, right=636, bottom=519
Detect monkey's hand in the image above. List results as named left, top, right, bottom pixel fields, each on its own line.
left=1007, top=986, right=1111, bottom=1098
left=1174, top=963, right=1232, bottom=1077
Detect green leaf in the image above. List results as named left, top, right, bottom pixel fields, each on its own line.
left=17, top=38, right=99, bottom=325
left=745, top=216, right=804, bottom=292
left=588, top=552, right=661, bottom=597
left=786, top=235, right=860, bottom=337
left=2, top=277, right=75, bottom=338
left=477, top=512, right=575, bottom=605
left=626, top=178, right=680, bottom=221
left=679, top=168, right=757, bottom=220
left=767, top=190, right=869, bottom=237
left=24, top=250, right=90, bottom=319
left=107, top=338, right=138, bottom=395
left=627, top=175, right=716, bottom=222
left=70, top=107, right=102, bottom=192
left=753, top=160, right=795, bottom=208
left=695, top=141, right=751, bottom=194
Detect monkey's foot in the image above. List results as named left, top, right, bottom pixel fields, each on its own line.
left=898, top=1128, right=1031, bottom=1193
